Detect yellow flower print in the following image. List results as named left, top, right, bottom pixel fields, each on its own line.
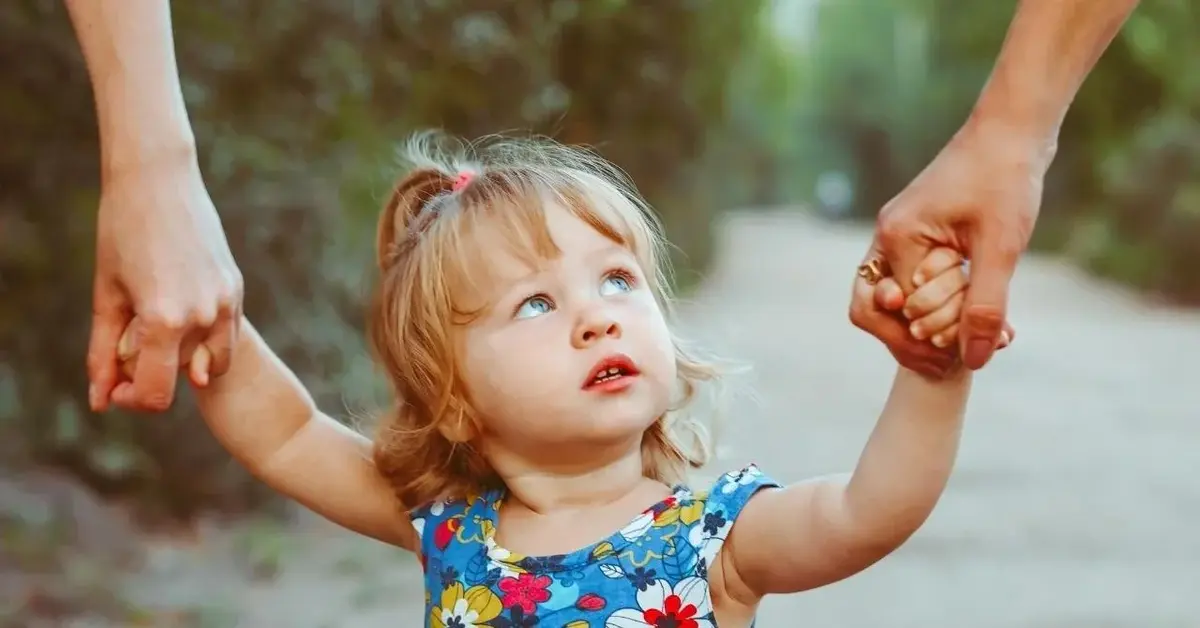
left=455, top=516, right=496, bottom=545
left=430, top=582, right=502, bottom=628
left=592, top=541, right=615, bottom=560
left=679, top=501, right=703, bottom=527
left=652, top=506, right=680, bottom=527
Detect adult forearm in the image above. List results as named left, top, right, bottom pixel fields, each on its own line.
left=970, top=0, right=1140, bottom=156
left=65, top=0, right=196, bottom=178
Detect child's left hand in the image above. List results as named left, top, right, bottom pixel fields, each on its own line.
left=881, top=248, right=1012, bottom=351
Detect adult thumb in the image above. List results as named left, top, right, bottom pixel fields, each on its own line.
left=960, top=225, right=1022, bottom=370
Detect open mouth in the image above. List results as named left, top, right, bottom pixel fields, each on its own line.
left=583, top=354, right=641, bottom=389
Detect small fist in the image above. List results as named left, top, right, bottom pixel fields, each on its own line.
left=873, top=248, right=1013, bottom=350
left=117, top=318, right=214, bottom=389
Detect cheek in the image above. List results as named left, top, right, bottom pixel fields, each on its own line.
left=458, top=327, right=505, bottom=405
left=632, top=298, right=678, bottom=379
left=459, top=325, right=553, bottom=409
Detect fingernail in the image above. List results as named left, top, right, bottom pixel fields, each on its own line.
left=932, top=334, right=947, bottom=348
left=909, top=322, right=924, bottom=340
left=913, top=273, right=926, bottom=287
left=1001, top=330, right=1011, bottom=346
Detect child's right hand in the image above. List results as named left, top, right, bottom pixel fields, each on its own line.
left=900, top=248, right=1012, bottom=351
left=118, top=317, right=214, bottom=389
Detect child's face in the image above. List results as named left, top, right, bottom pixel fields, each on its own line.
left=457, top=202, right=677, bottom=461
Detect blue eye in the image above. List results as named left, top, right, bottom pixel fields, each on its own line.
left=515, top=295, right=554, bottom=319
left=600, top=272, right=633, bottom=296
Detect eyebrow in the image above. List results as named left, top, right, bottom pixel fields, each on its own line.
left=486, top=241, right=632, bottom=310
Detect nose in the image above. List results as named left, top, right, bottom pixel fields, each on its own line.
left=572, top=308, right=622, bottom=349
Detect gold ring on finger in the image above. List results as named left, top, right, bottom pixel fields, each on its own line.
left=857, top=257, right=890, bottom=285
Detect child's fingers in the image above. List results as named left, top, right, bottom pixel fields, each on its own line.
left=912, top=247, right=964, bottom=287
left=910, top=293, right=964, bottom=342
left=934, top=323, right=1012, bottom=350
left=117, top=322, right=139, bottom=380
left=872, top=277, right=905, bottom=312
left=188, top=344, right=212, bottom=388
left=931, top=324, right=958, bottom=349
left=903, top=267, right=968, bottom=319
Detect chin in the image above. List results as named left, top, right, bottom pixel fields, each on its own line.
left=585, top=403, right=665, bottom=442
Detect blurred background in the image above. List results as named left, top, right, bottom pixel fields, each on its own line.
left=2, top=0, right=1199, bottom=626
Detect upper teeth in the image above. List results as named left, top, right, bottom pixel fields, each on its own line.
left=595, top=367, right=623, bottom=381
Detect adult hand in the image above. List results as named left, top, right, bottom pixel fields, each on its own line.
left=850, top=119, right=1044, bottom=373
left=88, top=153, right=243, bottom=413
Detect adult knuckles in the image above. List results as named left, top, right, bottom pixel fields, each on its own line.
left=141, top=301, right=215, bottom=333
left=214, top=269, right=244, bottom=310
left=215, top=288, right=240, bottom=315
left=874, top=199, right=915, bottom=248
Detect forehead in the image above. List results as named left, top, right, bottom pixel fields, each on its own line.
left=442, top=193, right=637, bottom=315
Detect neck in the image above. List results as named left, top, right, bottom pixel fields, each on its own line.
left=487, top=437, right=659, bottom=515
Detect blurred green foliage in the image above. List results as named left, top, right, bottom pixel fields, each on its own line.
left=780, top=0, right=1200, bottom=304
left=3, top=0, right=1198, bottom=528
left=0, top=0, right=768, bottom=522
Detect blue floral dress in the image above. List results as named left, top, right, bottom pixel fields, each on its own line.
left=409, top=464, right=779, bottom=628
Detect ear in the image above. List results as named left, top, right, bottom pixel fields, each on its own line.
left=437, top=404, right=478, bottom=443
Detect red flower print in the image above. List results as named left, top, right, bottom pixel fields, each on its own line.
left=643, top=594, right=698, bottom=628
left=497, top=572, right=552, bottom=614
left=608, top=577, right=712, bottom=626
left=649, top=496, right=679, bottom=521
left=434, top=517, right=460, bottom=551
left=575, top=592, right=606, bottom=611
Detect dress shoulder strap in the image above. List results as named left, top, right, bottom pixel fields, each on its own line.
left=696, top=464, right=781, bottom=568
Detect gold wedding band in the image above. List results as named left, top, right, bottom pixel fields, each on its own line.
left=857, top=257, right=890, bottom=285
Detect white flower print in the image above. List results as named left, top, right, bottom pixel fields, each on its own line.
left=604, top=577, right=713, bottom=628
left=619, top=511, right=656, bottom=542
left=719, top=465, right=762, bottom=495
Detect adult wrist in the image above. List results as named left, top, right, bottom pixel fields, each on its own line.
left=959, top=105, right=1059, bottom=177
left=92, top=74, right=197, bottom=181
left=101, top=129, right=199, bottom=187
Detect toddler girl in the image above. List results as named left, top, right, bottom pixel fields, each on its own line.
left=121, top=133, right=993, bottom=627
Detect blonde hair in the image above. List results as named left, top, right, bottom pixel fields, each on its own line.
left=368, top=131, right=723, bottom=508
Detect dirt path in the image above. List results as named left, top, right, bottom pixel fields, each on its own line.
left=120, top=210, right=1200, bottom=627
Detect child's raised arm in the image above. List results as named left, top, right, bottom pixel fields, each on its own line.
left=120, top=318, right=417, bottom=551
left=715, top=249, right=980, bottom=600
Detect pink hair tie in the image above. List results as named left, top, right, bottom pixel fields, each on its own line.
left=451, top=171, right=474, bottom=192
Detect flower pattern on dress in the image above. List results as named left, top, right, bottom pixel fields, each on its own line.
left=605, top=576, right=713, bottom=628
left=409, top=464, right=778, bottom=628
